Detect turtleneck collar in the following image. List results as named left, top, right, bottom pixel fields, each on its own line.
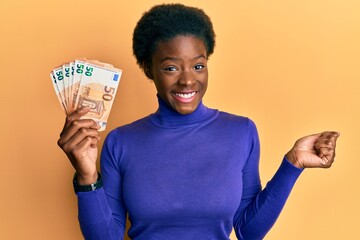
left=149, top=95, right=217, bottom=128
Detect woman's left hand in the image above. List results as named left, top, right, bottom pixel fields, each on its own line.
left=285, top=131, right=340, bottom=169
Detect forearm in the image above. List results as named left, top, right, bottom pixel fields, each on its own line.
left=234, top=157, right=303, bottom=239
left=77, top=188, right=125, bottom=240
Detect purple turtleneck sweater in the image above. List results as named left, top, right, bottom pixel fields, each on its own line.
left=76, top=96, right=303, bottom=240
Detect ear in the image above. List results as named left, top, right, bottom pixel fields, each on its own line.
left=143, top=61, right=154, bottom=80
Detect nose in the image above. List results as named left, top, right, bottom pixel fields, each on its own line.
left=178, top=69, right=195, bottom=87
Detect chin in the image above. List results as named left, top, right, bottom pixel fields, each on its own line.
left=174, top=104, right=198, bottom=115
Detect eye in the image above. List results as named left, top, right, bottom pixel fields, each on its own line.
left=194, top=64, right=205, bottom=70
left=163, top=66, right=177, bottom=71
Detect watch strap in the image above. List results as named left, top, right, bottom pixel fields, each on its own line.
left=73, top=172, right=103, bottom=193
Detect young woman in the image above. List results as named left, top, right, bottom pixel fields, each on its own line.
left=58, top=4, right=339, bottom=240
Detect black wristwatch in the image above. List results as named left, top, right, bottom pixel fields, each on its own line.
left=73, top=172, right=103, bottom=193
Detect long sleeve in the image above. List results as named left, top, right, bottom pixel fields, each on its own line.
left=76, top=130, right=126, bottom=240
left=233, top=122, right=303, bottom=240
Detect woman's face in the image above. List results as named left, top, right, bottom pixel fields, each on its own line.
left=150, top=35, right=208, bottom=115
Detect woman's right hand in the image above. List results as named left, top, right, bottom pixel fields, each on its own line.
left=57, top=107, right=101, bottom=185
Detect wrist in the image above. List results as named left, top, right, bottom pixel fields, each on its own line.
left=76, top=171, right=98, bottom=185
left=286, top=150, right=304, bottom=169
left=73, top=172, right=103, bottom=193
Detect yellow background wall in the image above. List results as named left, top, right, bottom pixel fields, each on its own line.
left=1, top=0, right=359, bottom=239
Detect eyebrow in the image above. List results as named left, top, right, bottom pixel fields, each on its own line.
left=160, top=54, right=207, bottom=63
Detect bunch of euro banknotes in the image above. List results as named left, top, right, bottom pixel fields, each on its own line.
left=50, top=59, right=122, bottom=131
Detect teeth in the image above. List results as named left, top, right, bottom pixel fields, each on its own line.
left=175, top=92, right=196, bottom=98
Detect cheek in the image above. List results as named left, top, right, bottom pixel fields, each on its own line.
left=200, top=72, right=208, bottom=88
left=157, top=73, right=178, bottom=90
left=154, top=79, right=171, bottom=95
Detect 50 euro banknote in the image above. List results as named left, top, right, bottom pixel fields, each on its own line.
left=50, top=59, right=122, bottom=131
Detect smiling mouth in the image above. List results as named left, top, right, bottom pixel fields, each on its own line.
left=172, top=91, right=198, bottom=103
left=173, top=92, right=197, bottom=99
